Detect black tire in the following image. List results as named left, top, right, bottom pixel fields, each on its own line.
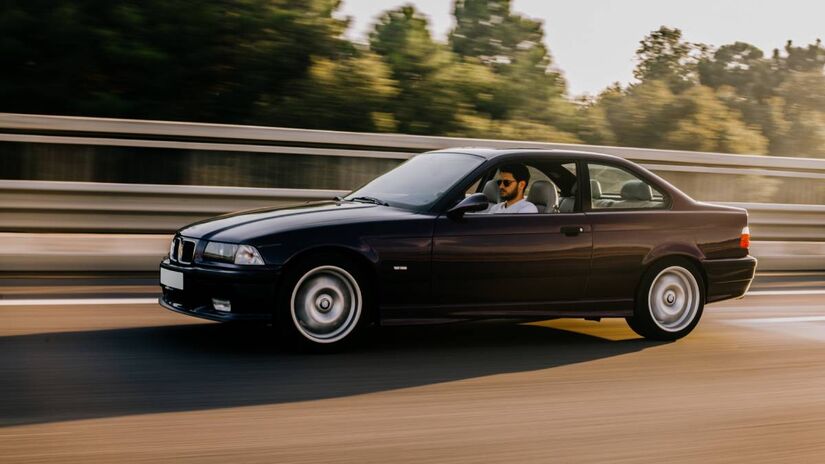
left=626, top=258, right=705, bottom=341
left=275, top=253, right=373, bottom=352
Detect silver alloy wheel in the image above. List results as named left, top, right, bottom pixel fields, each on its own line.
left=648, top=265, right=700, bottom=332
left=290, top=265, right=362, bottom=344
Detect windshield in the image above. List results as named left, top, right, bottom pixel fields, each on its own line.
left=346, top=152, right=484, bottom=211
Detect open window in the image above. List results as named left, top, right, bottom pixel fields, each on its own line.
left=466, top=159, right=580, bottom=214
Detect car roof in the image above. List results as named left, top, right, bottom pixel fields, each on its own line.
left=427, top=147, right=629, bottom=164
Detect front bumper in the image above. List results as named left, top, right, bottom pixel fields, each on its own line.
left=703, top=255, right=758, bottom=303
left=158, top=259, right=280, bottom=323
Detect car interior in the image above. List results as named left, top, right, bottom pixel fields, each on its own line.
left=469, top=160, right=578, bottom=214
left=587, top=163, right=667, bottom=210
left=467, top=159, right=667, bottom=213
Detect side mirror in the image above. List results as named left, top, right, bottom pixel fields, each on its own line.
left=447, top=193, right=490, bottom=219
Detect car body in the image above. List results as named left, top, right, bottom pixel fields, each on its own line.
left=159, top=148, right=757, bottom=347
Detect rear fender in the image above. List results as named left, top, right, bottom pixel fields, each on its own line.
left=642, top=242, right=705, bottom=268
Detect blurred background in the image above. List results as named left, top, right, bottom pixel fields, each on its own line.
left=3, top=0, right=825, bottom=156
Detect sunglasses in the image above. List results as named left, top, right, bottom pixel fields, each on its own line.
left=496, top=179, right=516, bottom=187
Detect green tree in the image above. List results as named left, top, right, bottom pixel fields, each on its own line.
left=2, top=2, right=824, bottom=158
left=698, top=42, right=779, bottom=101
left=662, top=86, right=768, bottom=154
left=697, top=39, right=825, bottom=155
left=448, top=0, right=576, bottom=139
left=369, top=5, right=463, bottom=134
left=450, top=0, right=546, bottom=69
left=697, top=42, right=788, bottom=152
left=575, top=95, right=617, bottom=146
left=772, top=72, right=825, bottom=156
left=266, top=52, right=399, bottom=132
left=595, top=80, right=767, bottom=154
left=782, top=39, right=825, bottom=73
left=599, top=80, right=677, bottom=148
left=0, top=0, right=348, bottom=123
left=634, top=26, right=708, bottom=93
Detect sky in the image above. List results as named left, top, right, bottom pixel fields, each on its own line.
left=337, top=0, right=825, bottom=96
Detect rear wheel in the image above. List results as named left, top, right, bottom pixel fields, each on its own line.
left=277, top=254, right=371, bottom=350
left=626, top=259, right=705, bottom=341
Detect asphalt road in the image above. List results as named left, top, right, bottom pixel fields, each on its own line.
left=2, top=292, right=825, bottom=463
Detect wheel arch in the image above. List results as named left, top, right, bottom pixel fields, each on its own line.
left=281, top=245, right=380, bottom=321
left=637, top=252, right=708, bottom=304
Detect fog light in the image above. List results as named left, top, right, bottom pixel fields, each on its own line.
left=212, top=298, right=231, bottom=312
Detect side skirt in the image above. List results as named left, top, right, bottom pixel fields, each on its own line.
left=379, top=299, right=634, bottom=325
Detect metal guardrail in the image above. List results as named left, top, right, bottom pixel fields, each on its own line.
left=0, top=180, right=346, bottom=234
left=0, top=113, right=823, bottom=271
left=4, top=112, right=825, bottom=173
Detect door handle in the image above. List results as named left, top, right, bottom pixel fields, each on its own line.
left=560, top=226, right=584, bottom=237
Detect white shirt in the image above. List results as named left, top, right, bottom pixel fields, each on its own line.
left=488, top=198, right=538, bottom=214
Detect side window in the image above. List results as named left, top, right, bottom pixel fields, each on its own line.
left=507, top=164, right=559, bottom=214
left=467, top=160, right=580, bottom=215
left=491, top=163, right=569, bottom=214
left=587, top=163, right=667, bottom=210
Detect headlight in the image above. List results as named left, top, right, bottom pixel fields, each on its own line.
left=203, top=241, right=264, bottom=265
left=234, top=244, right=265, bottom=265
left=203, top=241, right=238, bottom=262
left=169, top=238, right=176, bottom=259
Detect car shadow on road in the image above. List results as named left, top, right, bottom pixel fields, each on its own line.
left=0, top=320, right=663, bottom=427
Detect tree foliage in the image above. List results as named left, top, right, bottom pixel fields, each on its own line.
left=1, top=0, right=352, bottom=123
left=633, top=26, right=709, bottom=93
left=1, top=2, right=824, bottom=157
left=368, top=6, right=462, bottom=134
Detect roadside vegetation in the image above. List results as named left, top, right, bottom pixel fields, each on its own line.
left=2, top=0, right=824, bottom=156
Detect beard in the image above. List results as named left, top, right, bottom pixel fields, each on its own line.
left=500, top=188, right=517, bottom=201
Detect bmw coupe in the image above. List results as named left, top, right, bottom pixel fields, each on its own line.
left=159, top=149, right=757, bottom=348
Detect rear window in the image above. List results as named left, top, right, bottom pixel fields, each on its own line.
left=587, top=163, right=667, bottom=210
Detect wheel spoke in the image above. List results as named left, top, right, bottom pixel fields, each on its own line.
left=648, top=266, right=700, bottom=332
left=290, top=265, right=362, bottom=343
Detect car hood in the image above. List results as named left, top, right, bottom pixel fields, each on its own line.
left=178, top=200, right=415, bottom=243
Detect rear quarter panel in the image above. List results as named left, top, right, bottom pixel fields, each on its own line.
left=585, top=204, right=748, bottom=302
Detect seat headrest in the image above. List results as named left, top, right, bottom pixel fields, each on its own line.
left=590, top=180, right=602, bottom=199
left=526, top=180, right=558, bottom=213
left=620, top=180, right=653, bottom=201
left=482, top=179, right=500, bottom=204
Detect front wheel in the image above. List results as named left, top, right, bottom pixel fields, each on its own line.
left=277, top=255, right=371, bottom=350
left=626, top=259, right=705, bottom=341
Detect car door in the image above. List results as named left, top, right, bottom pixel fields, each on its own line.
left=431, top=160, right=592, bottom=313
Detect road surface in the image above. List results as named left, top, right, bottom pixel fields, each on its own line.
left=1, top=287, right=825, bottom=462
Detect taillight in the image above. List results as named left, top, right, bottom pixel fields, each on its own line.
left=740, top=226, right=750, bottom=249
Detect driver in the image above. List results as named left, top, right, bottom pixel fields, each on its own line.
left=488, top=164, right=538, bottom=214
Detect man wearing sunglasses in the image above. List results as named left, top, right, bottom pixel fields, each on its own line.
left=488, top=163, right=538, bottom=214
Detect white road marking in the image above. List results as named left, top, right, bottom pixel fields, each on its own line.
left=746, top=290, right=825, bottom=296
left=735, top=316, right=825, bottom=324
left=756, top=271, right=825, bottom=277
left=728, top=314, right=825, bottom=343
left=0, top=298, right=159, bottom=306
